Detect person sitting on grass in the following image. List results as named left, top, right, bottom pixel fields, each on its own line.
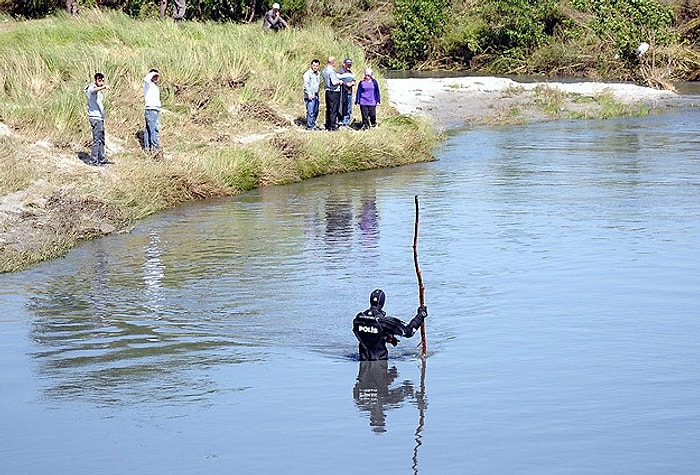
left=262, top=3, right=288, bottom=31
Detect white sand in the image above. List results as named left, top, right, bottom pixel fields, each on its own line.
left=385, top=76, right=678, bottom=127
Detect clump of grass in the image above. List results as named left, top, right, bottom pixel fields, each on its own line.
left=532, top=85, right=567, bottom=115
left=596, top=93, right=648, bottom=119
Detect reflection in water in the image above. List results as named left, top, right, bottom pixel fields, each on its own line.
left=3, top=109, right=699, bottom=473
left=412, top=358, right=427, bottom=475
left=325, top=194, right=354, bottom=247
left=352, top=360, right=427, bottom=434
left=24, top=183, right=391, bottom=406
left=358, top=194, right=379, bottom=248
left=89, top=242, right=110, bottom=321
left=143, top=228, right=165, bottom=317
left=27, top=232, right=246, bottom=406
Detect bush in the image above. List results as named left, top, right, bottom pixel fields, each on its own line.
left=1, top=0, right=62, bottom=17
left=389, top=0, right=449, bottom=69
left=473, top=0, right=562, bottom=57
left=571, top=0, right=676, bottom=61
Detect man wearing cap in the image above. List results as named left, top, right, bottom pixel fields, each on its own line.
left=336, top=58, right=356, bottom=127
left=353, top=289, right=428, bottom=361
left=263, top=3, right=288, bottom=30
left=321, top=56, right=343, bottom=131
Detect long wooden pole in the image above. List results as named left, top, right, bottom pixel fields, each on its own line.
left=413, top=195, right=427, bottom=357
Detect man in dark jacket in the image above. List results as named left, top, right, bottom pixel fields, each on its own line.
left=353, top=289, right=428, bottom=361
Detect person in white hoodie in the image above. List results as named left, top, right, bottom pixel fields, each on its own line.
left=143, top=69, right=161, bottom=154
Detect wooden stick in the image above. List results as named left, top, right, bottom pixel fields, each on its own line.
left=413, top=195, right=427, bottom=357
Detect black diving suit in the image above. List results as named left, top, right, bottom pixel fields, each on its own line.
left=352, top=289, right=427, bottom=361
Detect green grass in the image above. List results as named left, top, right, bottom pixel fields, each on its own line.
left=0, top=9, right=435, bottom=273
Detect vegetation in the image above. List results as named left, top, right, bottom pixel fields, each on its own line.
left=388, top=0, right=449, bottom=69
left=3, top=0, right=699, bottom=87
left=0, top=10, right=435, bottom=272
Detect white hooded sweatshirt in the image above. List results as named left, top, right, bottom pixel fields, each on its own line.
left=143, top=71, right=161, bottom=110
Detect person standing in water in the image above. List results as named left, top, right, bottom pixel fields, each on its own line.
left=353, top=289, right=427, bottom=361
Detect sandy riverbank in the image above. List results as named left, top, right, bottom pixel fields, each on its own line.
left=385, top=76, right=680, bottom=129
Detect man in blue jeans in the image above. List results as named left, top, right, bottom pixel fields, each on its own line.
left=337, top=58, right=355, bottom=127
left=143, top=69, right=161, bottom=156
left=302, top=59, right=320, bottom=130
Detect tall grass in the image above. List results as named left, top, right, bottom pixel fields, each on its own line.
left=0, top=10, right=366, bottom=141
left=0, top=9, right=435, bottom=272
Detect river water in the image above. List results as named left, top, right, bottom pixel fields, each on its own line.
left=2, top=107, right=700, bottom=474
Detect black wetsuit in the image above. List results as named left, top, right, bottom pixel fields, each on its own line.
left=353, top=306, right=426, bottom=361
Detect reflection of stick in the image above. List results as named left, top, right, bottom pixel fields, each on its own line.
left=413, top=195, right=427, bottom=357
left=412, top=356, right=427, bottom=474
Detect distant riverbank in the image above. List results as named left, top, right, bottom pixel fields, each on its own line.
left=385, top=76, right=681, bottom=129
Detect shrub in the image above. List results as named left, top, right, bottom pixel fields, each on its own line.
left=389, top=0, right=449, bottom=69
left=571, top=0, right=676, bottom=61
left=473, top=0, right=561, bottom=55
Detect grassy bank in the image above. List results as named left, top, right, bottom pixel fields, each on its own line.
left=0, top=10, right=436, bottom=273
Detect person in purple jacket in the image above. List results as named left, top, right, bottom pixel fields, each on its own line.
left=355, top=67, right=381, bottom=129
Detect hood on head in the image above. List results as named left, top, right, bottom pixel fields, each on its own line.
left=370, top=289, right=385, bottom=310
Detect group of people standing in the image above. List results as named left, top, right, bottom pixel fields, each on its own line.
left=303, top=56, right=381, bottom=132
left=84, top=70, right=162, bottom=166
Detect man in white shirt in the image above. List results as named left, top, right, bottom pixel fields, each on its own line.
left=143, top=69, right=161, bottom=154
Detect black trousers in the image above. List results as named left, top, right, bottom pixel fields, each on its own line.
left=325, top=90, right=341, bottom=131
left=360, top=105, right=377, bottom=128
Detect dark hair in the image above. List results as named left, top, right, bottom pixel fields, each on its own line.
left=94, top=72, right=104, bottom=81
left=311, top=59, right=320, bottom=65
left=149, top=69, right=159, bottom=74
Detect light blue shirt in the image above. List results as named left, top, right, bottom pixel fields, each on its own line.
left=303, top=68, right=320, bottom=97
left=322, top=65, right=341, bottom=92
left=85, top=83, right=104, bottom=120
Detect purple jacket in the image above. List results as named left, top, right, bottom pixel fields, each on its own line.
left=355, top=78, right=381, bottom=106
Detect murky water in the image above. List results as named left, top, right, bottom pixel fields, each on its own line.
left=2, top=108, right=700, bottom=474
